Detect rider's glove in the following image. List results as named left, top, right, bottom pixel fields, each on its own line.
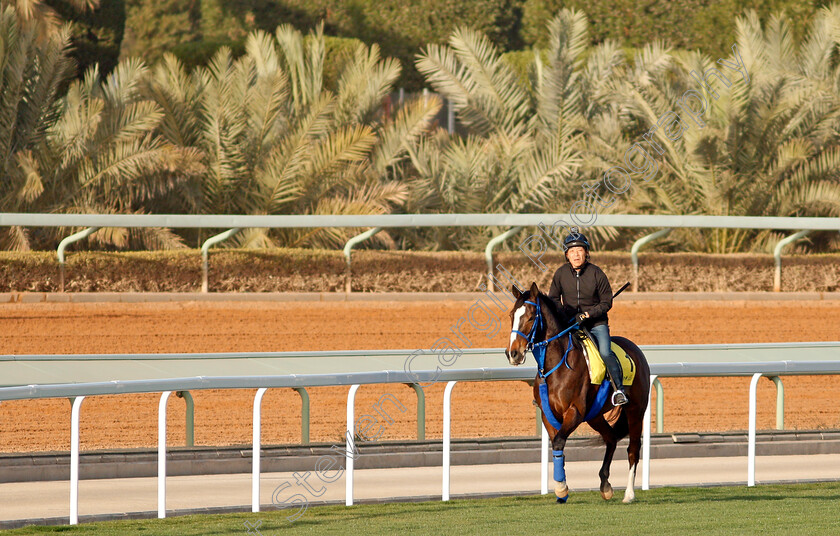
left=575, top=313, right=587, bottom=325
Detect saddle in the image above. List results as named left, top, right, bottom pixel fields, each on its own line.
left=575, top=331, right=636, bottom=386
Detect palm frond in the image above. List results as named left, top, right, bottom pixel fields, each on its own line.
left=335, top=42, right=401, bottom=125
left=371, top=94, right=443, bottom=175
left=0, top=225, right=31, bottom=251
left=274, top=23, right=324, bottom=114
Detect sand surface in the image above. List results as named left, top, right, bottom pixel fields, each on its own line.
left=1, top=299, right=838, bottom=452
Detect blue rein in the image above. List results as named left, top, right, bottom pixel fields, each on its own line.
left=511, top=299, right=575, bottom=379
left=510, top=297, right=583, bottom=431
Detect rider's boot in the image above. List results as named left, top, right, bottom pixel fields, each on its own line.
left=602, top=351, right=628, bottom=406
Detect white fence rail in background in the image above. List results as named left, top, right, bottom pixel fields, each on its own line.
left=2, top=213, right=839, bottom=292
left=2, top=342, right=840, bottom=524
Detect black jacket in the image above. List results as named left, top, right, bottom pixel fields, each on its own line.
left=547, top=261, right=613, bottom=326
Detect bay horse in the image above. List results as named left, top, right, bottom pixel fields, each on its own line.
left=505, top=282, right=650, bottom=503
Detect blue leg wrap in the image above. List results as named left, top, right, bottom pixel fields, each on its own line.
left=553, top=450, right=566, bottom=482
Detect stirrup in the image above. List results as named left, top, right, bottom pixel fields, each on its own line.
left=611, top=390, right=628, bottom=406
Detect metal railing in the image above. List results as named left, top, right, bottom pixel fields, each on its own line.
left=1, top=213, right=838, bottom=292
left=2, top=343, right=840, bottom=524
left=6, top=342, right=840, bottom=438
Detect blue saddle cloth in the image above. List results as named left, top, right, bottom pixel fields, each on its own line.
left=539, top=377, right=612, bottom=429
left=583, top=379, right=612, bottom=422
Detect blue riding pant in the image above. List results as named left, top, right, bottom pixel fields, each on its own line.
left=590, top=323, right=625, bottom=390
left=589, top=324, right=616, bottom=363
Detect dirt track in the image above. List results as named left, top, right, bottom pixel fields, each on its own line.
left=1, top=299, right=839, bottom=453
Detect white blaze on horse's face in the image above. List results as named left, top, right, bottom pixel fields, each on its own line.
left=506, top=304, right=528, bottom=365
left=509, top=305, right=526, bottom=347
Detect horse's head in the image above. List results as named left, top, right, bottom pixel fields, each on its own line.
left=505, top=282, right=543, bottom=366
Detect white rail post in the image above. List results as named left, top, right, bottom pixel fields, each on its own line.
left=748, top=373, right=762, bottom=486
left=346, top=384, right=360, bottom=506
left=252, top=388, right=268, bottom=512
left=70, top=396, right=86, bottom=525
left=630, top=229, right=672, bottom=292
left=442, top=381, right=457, bottom=501
left=57, top=227, right=99, bottom=292
left=343, top=227, right=381, bottom=293
left=540, top=419, right=549, bottom=494
left=200, top=228, right=241, bottom=293
left=484, top=227, right=522, bottom=291
left=158, top=391, right=172, bottom=518
left=642, top=374, right=657, bottom=490
left=773, top=230, right=810, bottom=292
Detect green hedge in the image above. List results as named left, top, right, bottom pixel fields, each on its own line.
left=122, top=0, right=523, bottom=89
left=521, top=0, right=833, bottom=59
left=2, top=250, right=838, bottom=292
left=118, top=0, right=837, bottom=90
left=169, top=38, right=247, bottom=72
left=298, top=0, right=524, bottom=89
left=121, top=0, right=200, bottom=62
left=322, top=35, right=367, bottom=89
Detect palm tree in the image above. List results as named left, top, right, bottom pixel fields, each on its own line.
left=0, top=5, right=74, bottom=249
left=19, top=60, right=200, bottom=249
left=143, top=24, right=442, bottom=249
left=411, top=10, right=626, bottom=250
left=0, top=5, right=199, bottom=250
left=615, top=7, right=840, bottom=253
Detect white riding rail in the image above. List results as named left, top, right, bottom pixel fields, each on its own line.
left=1, top=343, right=839, bottom=523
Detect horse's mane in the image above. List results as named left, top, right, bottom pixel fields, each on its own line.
left=537, top=290, right=570, bottom=327
left=537, top=290, right=582, bottom=352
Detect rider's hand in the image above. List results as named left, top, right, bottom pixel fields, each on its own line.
left=575, top=313, right=588, bottom=324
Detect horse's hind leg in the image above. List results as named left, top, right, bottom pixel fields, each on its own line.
left=600, top=441, right=617, bottom=501
left=623, top=408, right=643, bottom=504
left=588, top=414, right=626, bottom=501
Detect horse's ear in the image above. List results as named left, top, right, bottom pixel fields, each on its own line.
left=530, top=281, right=540, bottom=296
left=511, top=285, right=521, bottom=299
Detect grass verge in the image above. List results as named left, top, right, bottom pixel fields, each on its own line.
left=6, top=482, right=840, bottom=535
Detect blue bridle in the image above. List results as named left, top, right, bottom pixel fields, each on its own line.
left=510, top=298, right=576, bottom=379
left=510, top=297, right=579, bottom=432
left=511, top=296, right=614, bottom=430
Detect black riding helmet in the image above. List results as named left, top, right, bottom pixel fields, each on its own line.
left=562, top=228, right=591, bottom=252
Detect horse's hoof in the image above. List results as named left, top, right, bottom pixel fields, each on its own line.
left=554, top=481, right=569, bottom=502
left=622, top=494, right=635, bottom=504
left=600, top=484, right=613, bottom=501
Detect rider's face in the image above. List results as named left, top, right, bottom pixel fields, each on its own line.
left=567, top=246, right=586, bottom=269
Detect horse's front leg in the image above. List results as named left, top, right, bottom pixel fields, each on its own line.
left=549, top=407, right=583, bottom=503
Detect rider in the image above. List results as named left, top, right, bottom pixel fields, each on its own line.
left=548, top=228, right=628, bottom=406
